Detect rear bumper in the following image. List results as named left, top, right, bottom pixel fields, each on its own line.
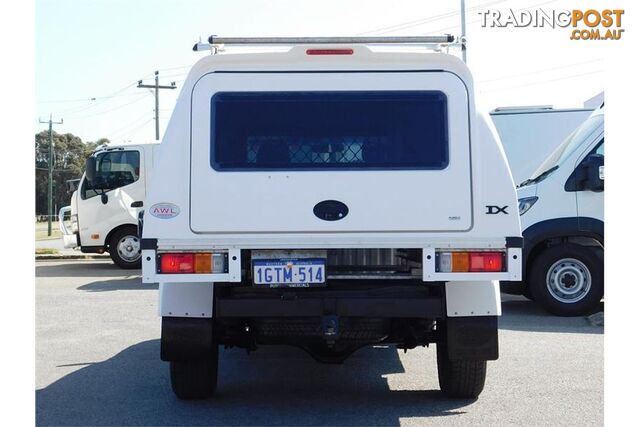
left=80, top=245, right=105, bottom=254
left=217, top=295, right=444, bottom=318
left=62, top=233, right=79, bottom=249
left=215, top=282, right=444, bottom=319
left=58, top=206, right=79, bottom=249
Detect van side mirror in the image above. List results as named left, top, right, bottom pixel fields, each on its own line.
left=585, top=153, right=604, bottom=192
left=85, top=157, right=97, bottom=182
left=564, top=153, right=604, bottom=192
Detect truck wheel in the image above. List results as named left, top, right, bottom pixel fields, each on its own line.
left=529, top=243, right=603, bottom=317
left=109, top=227, right=141, bottom=269
left=436, top=343, right=487, bottom=399
left=170, top=347, right=218, bottom=400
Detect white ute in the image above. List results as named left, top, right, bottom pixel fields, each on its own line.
left=59, top=143, right=156, bottom=268
left=140, top=36, right=522, bottom=400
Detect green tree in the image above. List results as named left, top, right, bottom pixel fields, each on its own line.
left=35, top=131, right=105, bottom=215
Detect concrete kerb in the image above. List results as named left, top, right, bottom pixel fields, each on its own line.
left=35, top=254, right=110, bottom=261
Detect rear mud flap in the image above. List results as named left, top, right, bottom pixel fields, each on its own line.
left=446, top=316, right=498, bottom=361
left=161, top=317, right=214, bottom=361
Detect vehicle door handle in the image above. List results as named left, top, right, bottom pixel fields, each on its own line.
left=131, top=201, right=143, bottom=208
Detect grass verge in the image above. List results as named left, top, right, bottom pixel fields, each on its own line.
left=36, top=248, right=59, bottom=255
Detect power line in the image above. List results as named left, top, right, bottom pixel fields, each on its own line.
left=38, top=97, right=103, bottom=104
left=54, top=82, right=142, bottom=116
left=157, top=71, right=189, bottom=79
left=157, top=64, right=193, bottom=73
left=105, top=112, right=153, bottom=140
left=424, top=0, right=558, bottom=35
left=64, top=93, right=151, bottom=119
left=358, top=11, right=460, bottom=36
left=38, top=91, right=143, bottom=105
left=42, top=71, right=155, bottom=117
left=477, top=59, right=603, bottom=84
left=358, top=0, right=505, bottom=35
left=480, top=69, right=604, bottom=93
left=110, top=118, right=154, bottom=143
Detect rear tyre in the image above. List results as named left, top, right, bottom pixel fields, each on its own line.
left=437, top=343, right=487, bottom=399
left=108, top=226, right=142, bottom=269
left=170, top=346, right=219, bottom=400
left=529, top=243, right=603, bottom=317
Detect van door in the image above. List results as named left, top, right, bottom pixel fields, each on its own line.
left=189, top=71, right=472, bottom=234
left=576, top=140, right=604, bottom=230
left=77, top=149, right=144, bottom=247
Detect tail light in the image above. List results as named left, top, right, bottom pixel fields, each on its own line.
left=159, top=252, right=228, bottom=274
left=160, top=253, right=195, bottom=273
left=437, top=251, right=505, bottom=273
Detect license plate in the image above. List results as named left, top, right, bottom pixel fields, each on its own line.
left=253, top=258, right=326, bottom=287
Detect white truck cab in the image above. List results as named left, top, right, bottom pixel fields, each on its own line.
left=141, top=36, right=522, bottom=400
left=503, top=105, right=604, bottom=316
left=59, top=143, right=157, bottom=268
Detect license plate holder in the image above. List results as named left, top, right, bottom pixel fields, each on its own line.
left=252, top=258, right=326, bottom=288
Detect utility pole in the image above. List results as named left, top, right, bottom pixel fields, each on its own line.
left=39, top=114, right=63, bottom=236
left=461, top=0, right=467, bottom=63
left=137, top=71, right=176, bottom=140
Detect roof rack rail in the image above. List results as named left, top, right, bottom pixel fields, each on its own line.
left=209, top=35, right=454, bottom=45
left=493, top=105, right=554, bottom=112
left=193, top=35, right=460, bottom=52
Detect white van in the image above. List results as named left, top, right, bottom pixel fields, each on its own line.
left=503, top=105, right=604, bottom=316
left=136, top=36, right=522, bottom=400
left=490, top=106, right=593, bottom=185
left=59, top=143, right=157, bottom=268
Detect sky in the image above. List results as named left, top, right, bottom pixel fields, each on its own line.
left=35, top=0, right=605, bottom=143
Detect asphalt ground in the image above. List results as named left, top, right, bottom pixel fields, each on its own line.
left=36, top=260, right=603, bottom=426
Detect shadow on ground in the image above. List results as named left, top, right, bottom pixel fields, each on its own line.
left=36, top=261, right=138, bottom=278
left=37, top=341, right=473, bottom=426
left=499, top=294, right=604, bottom=334
left=78, top=277, right=157, bottom=292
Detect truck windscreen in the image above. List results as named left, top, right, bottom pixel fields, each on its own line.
left=210, top=91, right=449, bottom=171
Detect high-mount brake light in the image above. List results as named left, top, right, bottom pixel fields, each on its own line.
left=437, top=251, right=505, bottom=273
left=306, top=48, right=354, bottom=55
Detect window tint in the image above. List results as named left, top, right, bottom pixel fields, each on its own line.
left=596, top=141, right=604, bottom=156
left=211, top=91, right=449, bottom=171
left=81, top=150, right=140, bottom=199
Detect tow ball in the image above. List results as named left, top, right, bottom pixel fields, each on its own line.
left=322, top=315, right=339, bottom=345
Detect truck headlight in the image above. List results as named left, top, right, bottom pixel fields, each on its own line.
left=518, top=196, right=538, bottom=216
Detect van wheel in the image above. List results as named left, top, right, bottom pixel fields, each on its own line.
left=170, top=347, right=219, bottom=400
left=109, top=227, right=141, bottom=269
left=529, top=243, right=603, bottom=317
left=436, top=343, right=487, bottom=398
